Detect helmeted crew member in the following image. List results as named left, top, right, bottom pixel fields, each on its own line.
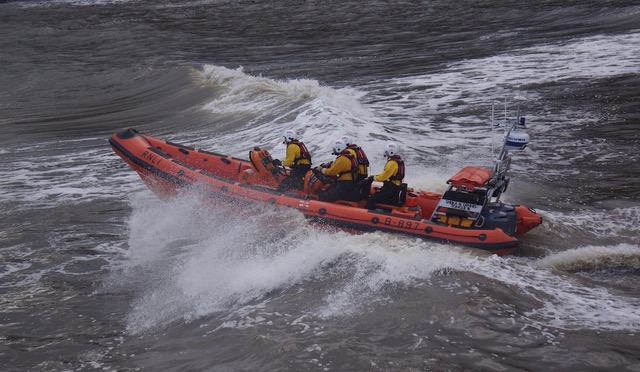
left=340, top=135, right=369, bottom=182
left=316, top=139, right=360, bottom=202
left=276, top=129, right=312, bottom=192
left=364, top=142, right=405, bottom=210
left=341, top=135, right=372, bottom=200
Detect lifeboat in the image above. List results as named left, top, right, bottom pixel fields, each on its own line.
left=109, top=128, right=542, bottom=256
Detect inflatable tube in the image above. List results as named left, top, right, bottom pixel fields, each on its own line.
left=109, top=129, right=543, bottom=256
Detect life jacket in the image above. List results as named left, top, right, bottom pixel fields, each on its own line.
left=347, top=144, right=370, bottom=166
left=337, top=150, right=359, bottom=181
left=289, top=140, right=311, bottom=164
left=389, top=155, right=405, bottom=182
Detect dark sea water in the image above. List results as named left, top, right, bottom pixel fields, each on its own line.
left=1, top=0, right=640, bottom=371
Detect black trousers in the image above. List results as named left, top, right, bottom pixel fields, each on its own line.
left=365, top=182, right=401, bottom=209
left=319, top=180, right=359, bottom=202
left=277, top=164, right=310, bottom=192
left=356, top=177, right=372, bottom=200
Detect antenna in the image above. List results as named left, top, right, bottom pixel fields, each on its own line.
left=487, top=96, right=530, bottom=201
left=491, top=103, right=496, bottom=161
left=504, top=96, right=508, bottom=120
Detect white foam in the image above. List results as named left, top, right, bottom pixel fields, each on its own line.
left=377, top=32, right=640, bottom=113
left=318, top=235, right=469, bottom=318
left=537, top=243, right=640, bottom=272
left=542, top=206, right=640, bottom=243
left=1, top=143, right=142, bottom=209
left=0, top=262, right=32, bottom=283
left=117, top=190, right=640, bottom=334
left=119, top=191, right=470, bottom=333
left=196, top=64, right=381, bottom=168
left=357, top=32, right=640, bottom=176
left=462, top=250, right=640, bottom=331
left=193, top=65, right=498, bottom=186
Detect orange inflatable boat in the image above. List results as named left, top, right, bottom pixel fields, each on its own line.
left=109, top=129, right=542, bottom=255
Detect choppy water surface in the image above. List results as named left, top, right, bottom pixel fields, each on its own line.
left=1, top=0, right=639, bottom=370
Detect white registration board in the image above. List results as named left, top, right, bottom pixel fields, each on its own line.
left=441, top=199, right=484, bottom=214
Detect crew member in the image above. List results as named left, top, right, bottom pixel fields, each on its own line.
left=365, top=142, right=405, bottom=209
left=341, top=135, right=371, bottom=200
left=341, top=135, right=370, bottom=182
left=316, top=139, right=359, bottom=202
left=276, top=129, right=312, bottom=192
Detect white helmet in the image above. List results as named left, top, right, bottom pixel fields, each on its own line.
left=340, top=135, right=352, bottom=146
left=384, top=142, right=399, bottom=158
left=332, top=139, right=347, bottom=155
left=283, top=129, right=298, bottom=143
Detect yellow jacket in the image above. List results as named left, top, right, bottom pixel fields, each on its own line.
left=322, top=155, right=354, bottom=181
left=373, top=159, right=401, bottom=186
left=283, top=143, right=311, bottom=167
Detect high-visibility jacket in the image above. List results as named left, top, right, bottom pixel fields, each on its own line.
left=373, top=155, right=404, bottom=186
left=283, top=140, right=311, bottom=167
left=322, top=151, right=358, bottom=181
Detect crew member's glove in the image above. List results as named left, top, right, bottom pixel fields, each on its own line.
left=367, top=176, right=374, bottom=182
